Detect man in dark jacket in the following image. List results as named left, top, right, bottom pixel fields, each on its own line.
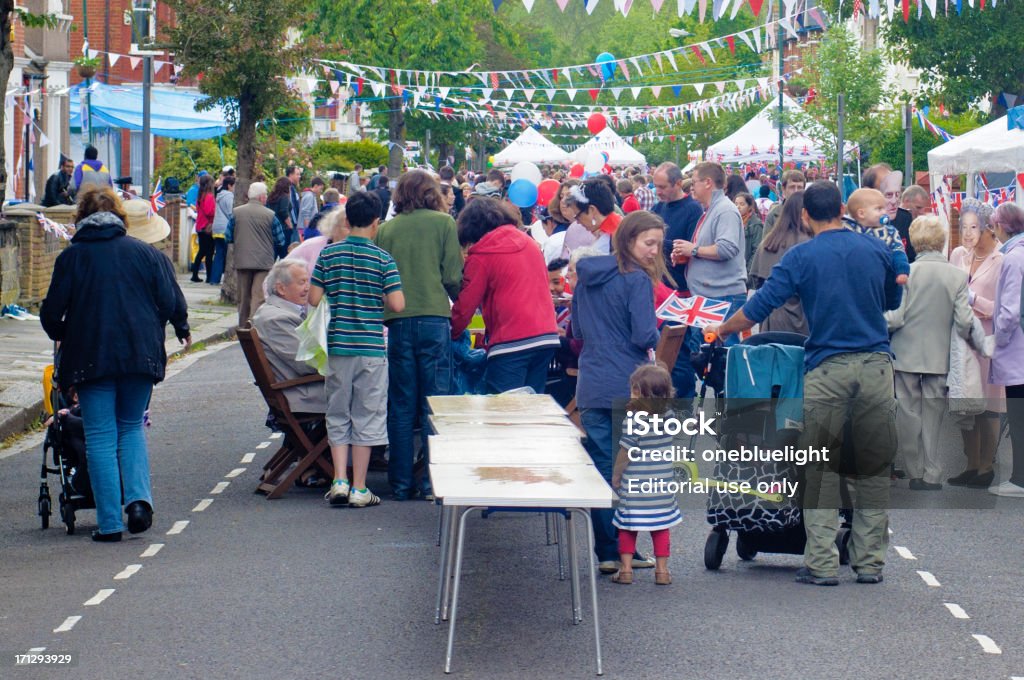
left=43, top=156, right=76, bottom=207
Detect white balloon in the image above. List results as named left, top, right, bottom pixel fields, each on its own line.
left=510, top=161, right=542, bottom=186
left=584, top=151, right=604, bottom=174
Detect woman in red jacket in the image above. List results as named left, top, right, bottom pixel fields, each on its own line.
left=451, top=197, right=560, bottom=393
left=190, top=174, right=216, bottom=282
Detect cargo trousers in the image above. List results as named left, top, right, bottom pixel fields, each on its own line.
left=800, top=352, right=897, bottom=578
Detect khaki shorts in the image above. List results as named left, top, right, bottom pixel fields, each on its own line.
left=325, top=355, right=389, bottom=447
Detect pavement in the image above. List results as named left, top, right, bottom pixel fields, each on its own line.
left=0, top=273, right=238, bottom=444
left=0, top=345, right=1022, bottom=678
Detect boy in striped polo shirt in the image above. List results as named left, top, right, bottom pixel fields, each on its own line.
left=309, top=191, right=405, bottom=507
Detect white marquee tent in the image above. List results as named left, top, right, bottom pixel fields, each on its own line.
left=493, top=127, right=570, bottom=165
left=928, top=113, right=1024, bottom=191
left=571, top=127, right=646, bottom=166
left=704, top=94, right=856, bottom=165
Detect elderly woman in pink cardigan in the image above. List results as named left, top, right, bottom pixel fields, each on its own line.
left=947, top=198, right=1004, bottom=488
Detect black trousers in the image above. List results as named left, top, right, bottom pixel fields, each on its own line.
left=1006, top=384, right=1024, bottom=486
left=192, top=231, right=215, bottom=280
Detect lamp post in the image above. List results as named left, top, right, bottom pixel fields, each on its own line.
left=777, top=0, right=784, bottom=170
left=131, top=0, right=158, bottom=199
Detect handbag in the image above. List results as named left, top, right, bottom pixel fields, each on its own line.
left=294, top=301, right=329, bottom=376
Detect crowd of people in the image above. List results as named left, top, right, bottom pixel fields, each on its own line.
left=39, top=152, right=1024, bottom=590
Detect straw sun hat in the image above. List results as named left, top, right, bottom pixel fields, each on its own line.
left=123, top=198, right=171, bottom=244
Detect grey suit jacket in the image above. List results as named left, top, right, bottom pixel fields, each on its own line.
left=886, top=251, right=973, bottom=375
left=251, top=295, right=326, bottom=414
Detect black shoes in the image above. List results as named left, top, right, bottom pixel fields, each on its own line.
left=795, top=567, right=839, bottom=586
left=947, top=469, right=978, bottom=486
left=92, top=530, right=122, bottom=542
left=965, top=470, right=995, bottom=488
left=126, top=501, right=153, bottom=534
left=909, top=478, right=942, bottom=491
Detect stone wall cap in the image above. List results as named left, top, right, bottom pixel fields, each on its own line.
left=4, top=203, right=46, bottom=216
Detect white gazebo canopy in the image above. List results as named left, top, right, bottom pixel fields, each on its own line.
left=927, top=114, right=1024, bottom=176
left=493, top=127, right=570, bottom=165
left=704, top=94, right=856, bottom=164
left=571, top=127, right=646, bottom=166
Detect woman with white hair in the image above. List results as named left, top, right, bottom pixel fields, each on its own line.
left=946, top=198, right=1004, bottom=487
left=988, top=202, right=1024, bottom=496
left=887, top=215, right=975, bottom=491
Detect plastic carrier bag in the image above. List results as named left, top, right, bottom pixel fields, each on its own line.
left=295, top=301, right=329, bottom=376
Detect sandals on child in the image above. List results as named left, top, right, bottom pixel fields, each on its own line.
left=611, top=570, right=633, bottom=585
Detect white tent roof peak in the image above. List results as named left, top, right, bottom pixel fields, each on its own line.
left=571, top=127, right=646, bottom=165
left=705, top=94, right=855, bottom=164
left=927, top=114, right=1024, bottom=175
left=493, top=127, right=570, bottom=165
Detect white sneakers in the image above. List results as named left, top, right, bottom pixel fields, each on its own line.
left=989, top=481, right=1024, bottom=498
left=349, top=488, right=382, bottom=507
left=325, top=480, right=350, bottom=506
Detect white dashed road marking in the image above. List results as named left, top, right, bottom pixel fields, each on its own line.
left=943, top=603, right=970, bottom=619
left=84, top=589, right=114, bottom=606
left=29, top=647, right=45, bottom=652
left=53, top=616, right=81, bottom=633
left=211, top=482, right=230, bottom=494
left=167, top=521, right=189, bottom=535
left=114, top=565, right=142, bottom=580
left=972, top=634, right=1002, bottom=654
left=240, top=453, right=255, bottom=464
left=192, top=499, right=214, bottom=512
left=269, top=432, right=283, bottom=439
left=894, top=546, right=916, bottom=560
left=256, top=441, right=271, bottom=449
left=140, top=544, right=164, bottom=558
left=916, top=570, right=941, bottom=587
left=225, top=468, right=246, bottom=478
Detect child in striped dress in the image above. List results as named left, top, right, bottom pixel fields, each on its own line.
left=611, top=364, right=682, bottom=585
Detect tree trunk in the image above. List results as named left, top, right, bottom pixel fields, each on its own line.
left=220, top=93, right=258, bottom=305
left=0, top=4, right=15, bottom=206
left=438, top=142, right=452, bottom=169
left=388, top=107, right=405, bottom=180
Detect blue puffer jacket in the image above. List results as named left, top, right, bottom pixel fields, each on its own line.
left=40, top=211, right=190, bottom=387
left=571, top=255, right=659, bottom=409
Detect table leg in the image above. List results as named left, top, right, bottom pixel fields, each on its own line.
left=440, top=505, right=460, bottom=622
left=565, top=510, right=581, bottom=624
left=574, top=509, right=604, bottom=676
left=436, top=499, right=444, bottom=547
left=445, top=506, right=479, bottom=674
left=556, top=512, right=566, bottom=581
left=435, top=504, right=452, bottom=624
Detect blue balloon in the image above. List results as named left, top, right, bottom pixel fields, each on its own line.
left=595, top=52, right=617, bottom=81
left=507, top=179, right=539, bottom=208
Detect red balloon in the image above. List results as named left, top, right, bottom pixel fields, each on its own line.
left=569, top=163, right=585, bottom=178
left=587, top=113, right=607, bottom=135
left=537, top=179, right=560, bottom=206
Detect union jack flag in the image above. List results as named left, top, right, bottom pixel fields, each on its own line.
left=150, top=177, right=165, bottom=213
left=656, top=294, right=730, bottom=329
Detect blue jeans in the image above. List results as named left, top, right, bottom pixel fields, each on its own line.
left=580, top=407, right=619, bottom=562
left=386, top=317, right=453, bottom=497
left=674, top=292, right=748, bottom=399
left=76, top=375, right=154, bottom=535
left=209, top=238, right=228, bottom=284
left=484, top=346, right=555, bottom=394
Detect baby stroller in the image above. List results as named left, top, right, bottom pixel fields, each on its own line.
left=688, top=332, right=851, bottom=570
left=38, top=364, right=94, bottom=535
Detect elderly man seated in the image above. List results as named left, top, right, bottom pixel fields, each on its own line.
left=252, top=257, right=327, bottom=416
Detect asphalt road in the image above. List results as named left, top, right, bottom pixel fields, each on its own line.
left=1, top=343, right=1022, bottom=680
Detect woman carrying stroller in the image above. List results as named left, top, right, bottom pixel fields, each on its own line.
left=41, top=187, right=191, bottom=542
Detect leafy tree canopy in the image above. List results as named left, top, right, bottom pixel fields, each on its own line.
left=882, top=3, right=1024, bottom=117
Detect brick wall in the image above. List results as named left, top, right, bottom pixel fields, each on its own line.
left=7, top=205, right=74, bottom=309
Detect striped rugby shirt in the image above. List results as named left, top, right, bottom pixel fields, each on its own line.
left=312, top=235, right=402, bottom=357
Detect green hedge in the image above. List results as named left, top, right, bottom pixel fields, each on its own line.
left=311, top=139, right=388, bottom=173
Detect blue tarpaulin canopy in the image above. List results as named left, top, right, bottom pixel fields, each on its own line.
left=70, top=82, right=233, bottom=140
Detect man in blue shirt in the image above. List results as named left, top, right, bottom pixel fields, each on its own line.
left=706, top=180, right=901, bottom=587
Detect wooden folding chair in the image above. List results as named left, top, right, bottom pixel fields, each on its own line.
left=236, top=328, right=332, bottom=499
left=655, top=324, right=687, bottom=373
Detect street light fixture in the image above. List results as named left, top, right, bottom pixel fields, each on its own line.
left=668, top=28, right=692, bottom=38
